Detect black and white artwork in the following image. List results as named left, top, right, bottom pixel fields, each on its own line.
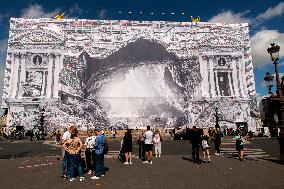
left=2, top=18, right=259, bottom=131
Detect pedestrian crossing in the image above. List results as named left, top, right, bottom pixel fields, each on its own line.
left=221, top=137, right=250, bottom=145
left=105, top=150, right=120, bottom=158
left=220, top=137, right=270, bottom=160
left=220, top=148, right=270, bottom=160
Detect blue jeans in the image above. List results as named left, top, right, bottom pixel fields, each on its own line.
left=93, top=153, right=105, bottom=177
left=60, top=152, right=69, bottom=175
left=69, top=154, right=84, bottom=178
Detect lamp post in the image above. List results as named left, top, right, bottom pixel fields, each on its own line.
left=267, top=43, right=284, bottom=163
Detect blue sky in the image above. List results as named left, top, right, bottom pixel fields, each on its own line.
left=0, top=0, right=283, bottom=99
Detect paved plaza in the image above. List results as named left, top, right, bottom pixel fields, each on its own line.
left=0, top=136, right=284, bottom=189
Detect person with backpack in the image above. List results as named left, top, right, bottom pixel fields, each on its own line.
left=201, top=132, right=210, bottom=163
left=235, top=133, right=244, bottom=161
left=136, top=130, right=145, bottom=159
left=91, top=129, right=106, bottom=180
left=60, top=126, right=74, bottom=179
left=63, top=127, right=84, bottom=182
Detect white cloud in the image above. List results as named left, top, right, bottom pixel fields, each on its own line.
left=70, top=3, right=85, bottom=14
left=208, top=2, right=284, bottom=24
left=208, top=10, right=252, bottom=23
left=20, top=4, right=60, bottom=18
left=251, top=30, right=284, bottom=67
left=97, top=9, right=107, bottom=19
left=256, top=2, right=284, bottom=20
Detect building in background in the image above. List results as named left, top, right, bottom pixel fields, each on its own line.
left=2, top=18, right=259, bottom=131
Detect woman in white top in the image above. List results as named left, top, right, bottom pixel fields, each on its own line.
left=84, top=130, right=96, bottom=174
left=153, top=129, right=162, bottom=157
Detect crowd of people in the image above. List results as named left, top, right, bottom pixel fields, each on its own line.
left=189, top=126, right=245, bottom=163
left=120, top=126, right=162, bottom=165
left=60, top=125, right=107, bottom=182
left=57, top=125, right=245, bottom=182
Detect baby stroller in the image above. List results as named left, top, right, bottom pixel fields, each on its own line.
left=118, top=139, right=126, bottom=163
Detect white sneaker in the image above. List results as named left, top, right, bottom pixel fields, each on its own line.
left=124, top=162, right=129, bottom=164
left=91, top=176, right=100, bottom=180
left=79, top=177, right=84, bottom=181
left=129, top=162, right=132, bottom=165
left=149, top=161, right=153, bottom=164
left=88, top=170, right=92, bottom=175
left=101, top=175, right=105, bottom=177
left=69, top=178, right=75, bottom=182
left=155, top=155, right=158, bottom=157
left=143, top=161, right=149, bottom=164
left=158, top=155, right=161, bottom=157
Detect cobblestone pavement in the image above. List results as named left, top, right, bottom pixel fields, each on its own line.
left=0, top=136, right=283, bottom=189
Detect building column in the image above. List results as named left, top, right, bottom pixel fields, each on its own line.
left=228, top=71, right=233, bottom=96
left=12, top=53, right=20, bottom=98
left=214, top=71, right=220, bottom=96
left=237, top=58, right=245, bottom=97
left=19, top=53, right=26, bottom=98
left=199, top=56, right=209, bottom=97
left=209, top=57, right=216, bottom=97
left=232, top=58, right=239, bottom=97
left=203, top=57, right=209, bottom=97
left=8, top=53, right=15, bottom=97
left=59, top=54, right=64, bottom=71
left=41, top=70, right=47, bottom=96
left=46, top=54, right=54, bottom=98
left=53, top=54, right=60, bottom=98
left=241, top=56, right=248, bottom=97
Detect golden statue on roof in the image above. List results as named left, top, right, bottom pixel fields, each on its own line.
left=54, top=12, right=65, bottom=20
left=191, top=16, right=200, bottom=23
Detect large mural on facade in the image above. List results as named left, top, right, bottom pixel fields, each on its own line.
left=2, top=18, right=259, bottom=131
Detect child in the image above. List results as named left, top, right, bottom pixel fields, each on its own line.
left=55, top=130, right=61, bottom=145
left=201, top=134, right=210, bottom=163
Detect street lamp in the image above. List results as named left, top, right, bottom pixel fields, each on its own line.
left=267, top=43, right=281, bottom=96
left=266, top=43, right=284, bottom=163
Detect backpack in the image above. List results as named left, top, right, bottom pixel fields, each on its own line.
left=202, top=139, right=209, bottom=148
left=236, top=138, right=243, bottom=146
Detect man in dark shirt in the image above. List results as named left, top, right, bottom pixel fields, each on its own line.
left=189, top=126, right=201, bottom=163
left=213, top=128, right=222, bottom=155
